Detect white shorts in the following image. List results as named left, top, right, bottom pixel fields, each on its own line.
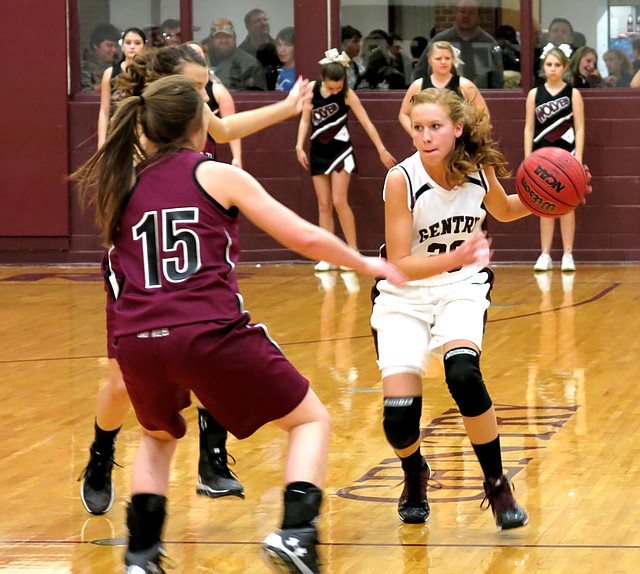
left=370, top=269, right=493, bottom=377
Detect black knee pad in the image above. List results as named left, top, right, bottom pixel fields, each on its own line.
left=444, top=348, right=492, bottom=417
left=383, top=396, right=422, bottom=450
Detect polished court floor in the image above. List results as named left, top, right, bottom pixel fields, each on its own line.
left=1, top=263, right=639, bottom=573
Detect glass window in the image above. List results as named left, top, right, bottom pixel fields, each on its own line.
left=77, top=0, right=180, bottom=93
left=539, top=0, right=638, bottom=88
left=340, top=0, right=520, bottom=90
left=192, top=1, right=294, bottom=91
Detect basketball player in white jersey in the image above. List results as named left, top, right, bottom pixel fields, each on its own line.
left=371, top=87, right=530, bottom=529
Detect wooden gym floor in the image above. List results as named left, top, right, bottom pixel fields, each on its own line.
left=1, top=263, right=640, bottom=573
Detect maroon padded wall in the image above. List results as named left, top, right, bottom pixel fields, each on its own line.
left=54, top=90, right=640, bottom=266
left=0, top=0, right=69, bottom=244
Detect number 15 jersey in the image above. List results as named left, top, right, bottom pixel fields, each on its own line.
left=112, top=148, right=244, bottom=337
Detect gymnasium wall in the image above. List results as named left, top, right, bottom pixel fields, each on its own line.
left=1, top=88, right=639, bottom=265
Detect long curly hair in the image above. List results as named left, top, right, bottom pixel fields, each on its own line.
left=410, top=88, right=509, bottom=186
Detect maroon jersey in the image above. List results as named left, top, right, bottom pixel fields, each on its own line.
left=112, top=148, right=244, bottom=337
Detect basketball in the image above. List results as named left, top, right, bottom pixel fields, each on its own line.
left=516, top=148, right=588, bottom=218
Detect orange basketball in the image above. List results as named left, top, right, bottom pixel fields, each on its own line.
left=516, top=148, right=588, bottom=218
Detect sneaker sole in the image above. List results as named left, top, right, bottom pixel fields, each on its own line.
left=399, top=511, right=430, bottom=524
left=196, top=485, right=245, bottom=499
left=80, top=481, right=114, bottom=515
left=498, top=515, right=529, bottom=531
left=261, top=534, right=317, bottom=574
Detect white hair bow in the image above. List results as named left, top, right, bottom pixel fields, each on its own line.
left=451, top=46, right=465, bottom=67
left=540, top=42, right=572, bottom=59
left=318, top=48, right=352, bottom=67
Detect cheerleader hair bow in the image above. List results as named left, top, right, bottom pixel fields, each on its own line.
left=319, top=48, right=352, bottom=67
left=451, top=46, right=465, bottom=67
left=540, top=42, right=572, bottom=59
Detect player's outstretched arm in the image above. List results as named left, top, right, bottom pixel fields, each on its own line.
left=207, top=77, right=312, bottom=144
left=197, top=161, right=406, bottom=285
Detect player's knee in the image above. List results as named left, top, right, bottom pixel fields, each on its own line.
left=444, top=348, right=492, bottom=417
left=383, top=396, right=422, bottom=450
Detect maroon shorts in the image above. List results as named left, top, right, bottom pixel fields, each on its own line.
left=114, top=320, right=310, bottom=439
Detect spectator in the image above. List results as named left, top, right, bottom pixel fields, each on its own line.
left=631, top=68, right=640, bottom=88
left=631, top=38, right=640, bottom=74
left=495, top=24, right=520, bottom=87
left=361, top=29, right=392, bottom=67
left=409, top=36, right=428, bottom=69
left=207, top=18, right=267, bottom=91
left=495, top=24, right=520, bottom=71
left=275, top=27, right=296, bottom=92
left=389, top=33, right=413, bottom=87
left=145, top=26, right=163, bottom=48
left=237, top=9, right=280, bottom=90
left=532, top=20, right=543, bottom=81
left=159, top=18, right=181, bottom=46
left=97, top=27, right=146, bottom=148
left=546, top=17, right=575, bottom=52
left=602, top=48, right=634, bottom=87
left=413, top=0, right=504, bottom=89
left=355, top=47, right=406, bottom=90
left=341, top=25, right=365, bottom=88
left=81, top=23, right=121, bottom=92
left=568, top=46, right=602, bottom=88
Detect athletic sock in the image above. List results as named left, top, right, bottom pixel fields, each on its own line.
left=472, top=436, right=503, bottom=480
left=281, top=481, right=323, bottom=529
left=127, top=493, right=167, bottom=552
left=400, top=448, right=423, bottom=473
left=94, top=420, right=120, bottom=454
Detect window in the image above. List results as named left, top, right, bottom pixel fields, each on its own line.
left=340, top=0, right=521, bottom=90
left=77, top=0, right=180, bottom=93
left=539, top=0, right=639, bottom=88
left=192, top=1, right=294, bottom=91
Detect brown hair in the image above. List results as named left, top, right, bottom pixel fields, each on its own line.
left=320, top=62, right=349, bottom=96
left=73, top=76, right=203, bottom=244
left=410, top=88, right=509, bottom=185
left=114, top=44, right=207, bottom=99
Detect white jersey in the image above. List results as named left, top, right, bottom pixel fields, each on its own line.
left=379, top=151, right=489, bottom=290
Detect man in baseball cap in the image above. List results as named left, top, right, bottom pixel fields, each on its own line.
left=207, top=18, right=267, bottom=91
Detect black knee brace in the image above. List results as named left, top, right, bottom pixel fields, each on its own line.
left=444, top=348, right=492, bottom=417
left=383, top=396, right=422, bottom=450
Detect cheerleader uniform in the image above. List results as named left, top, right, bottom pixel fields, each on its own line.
left=203, top=81, right=221, bottom=159
left=532, top=83, right=575, bottom=154
left=420, top=74, right=464, bottom=99
left=309, top=82, right=356, bottom=176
